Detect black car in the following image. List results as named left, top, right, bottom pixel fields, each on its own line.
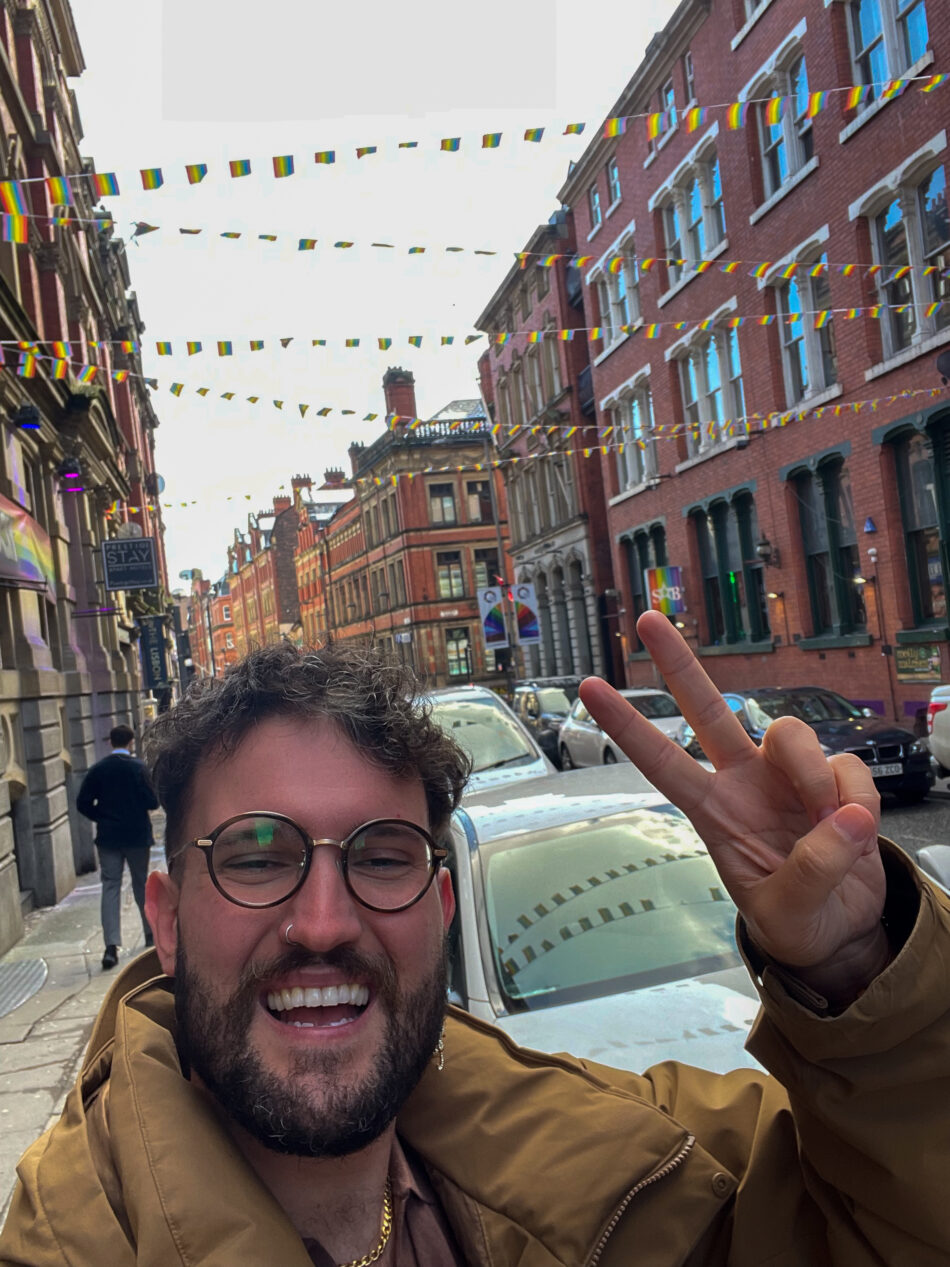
left=679, top=687, right=932, bottom=804
left=512, top=678, right=582, bottom=767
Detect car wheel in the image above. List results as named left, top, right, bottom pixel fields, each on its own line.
left=603, top=748, right=617, bottom=764
left=560, top=745, right=574, bottom=770
left=895, top=789, right=928, bottom=805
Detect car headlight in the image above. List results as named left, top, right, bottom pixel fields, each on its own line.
left=908, top=739, right=925, bottom=755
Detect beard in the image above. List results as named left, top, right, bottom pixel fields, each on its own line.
left=173, top=937, right=447, bottom=1158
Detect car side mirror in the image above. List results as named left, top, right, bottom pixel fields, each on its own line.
left=917, top=846, right=950, bottom=894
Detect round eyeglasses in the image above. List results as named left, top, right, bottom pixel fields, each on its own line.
left=189, top=813, right=447, bottom=911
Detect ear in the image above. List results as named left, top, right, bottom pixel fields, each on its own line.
left=436, top=866, right=455, bottom=933
left=145, top=870, right=180, bottom=977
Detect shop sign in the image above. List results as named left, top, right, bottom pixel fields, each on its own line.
left=102, top=537, right=159, bottom=590
left=138, top=614, right=170, bottom=689
left=644, top=565, right=686, bottom=615
left=894, top=643, right=942, bottom=683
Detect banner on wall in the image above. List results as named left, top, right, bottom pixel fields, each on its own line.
left=644, top=566, right=686, bottom=615
left=0, top=492, right=55, bottom=600
left=512, top=583, right=541, bottom=645
left=476, top=586, right=508, bottom=651
left=138, top=614, right=170, bottom=690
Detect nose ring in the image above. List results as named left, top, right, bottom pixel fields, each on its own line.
left=284, top=922, right=295, bottom=946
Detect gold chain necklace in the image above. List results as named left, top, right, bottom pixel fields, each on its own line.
left=337, top=1178, right=393, bottom=1267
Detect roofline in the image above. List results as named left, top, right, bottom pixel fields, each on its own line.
left=474, top=218, right=567, bottom=329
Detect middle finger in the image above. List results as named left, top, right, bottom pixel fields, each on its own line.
left=760, top=715, right=840, bottom=826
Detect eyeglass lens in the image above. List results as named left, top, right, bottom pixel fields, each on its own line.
left=209, top=815, right=434, bottom=909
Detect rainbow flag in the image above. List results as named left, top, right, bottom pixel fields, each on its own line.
left=273, top=155, right=294, bottom=177
left=559, top=329, right=574, bottom=341
left=494, top=332, right=510, bottom=345
left=334, top=241, right=354, bottom=249
left=563, top=122, right=585, bottom=135
left=51, top=358, right=69, bottom=379
left=170, top=383, right=184, bottom=396
left=91, top=172, right=119, bottom=196
left=764, top=96, right=785, bottom=126
left=1, top=214, right=27, bottom=243
left=299, top=238, right=317, bottom=250
left=726, top=102, right=749, bottom=130
left=685, top=106, right=708, bottom=133
left=140, top=167, right=164, bottom=190
left=250, top=340, right=264, bottom=350
left=217, top=341, right=233, bottom=356
left=646, top=111, right=671, bottom=141
left=845, top=308, right=862, bottom=320
left=922, top=74, right=948, bottom=93
left=156, top=342, right=172, bottom=355
left=751, top=262, right=772, bottom=279
left=314, top=150, right=335, bottom=164
left=378, top=337, right=392, bottom=349
left=45, top=176, right=71, bottom=205
left=814, top=310, right=832, bottom=328
left=440, top=137, right=461, bottom=151
left=881, top=78, right=907, bottom=100
left=645, top=324, right=660, bottom=339
left=526, top=331, right=541, bottom=343
left=77, top=365, right=98, bottom=384
left=280, top=337, right=293, bottom=347
left=603, top=117, right=626, bottom=138
left=356, top=146, right=377, bottom=159
left=258, top=234, right=277, bottom=241
left=312, top=339, right=326, bottom=347
left=925, top=301, right=941, bottom=318
left=317, top=407, right=332, bottom=416
left=179, top=228, right=202, bottom=235
left=112, top=369, right=129, bottom=383
left=185, top=163, right=207, bottom=184
left=809, top=261, right=828, bottom=276
left=464, top=334, right=481, bottom=344
left=345, top=338, right=360, bottom=347
left=540, top=254, right=561, bottom=266
left=120, top=340, right=139, bottom=353
left=298, top=404, right=308, bottom=418
left=0, top=181, right=25, bottom=213
left=247, top=395, right=259, bottom=403
left=408, top=246, right=425, bottom=254
left=441, top=336, right=454, bottom=345
left=779, top=263, right=798, bottom=279
left=16, top=354, right=36, bottom=377
left=273, top=400, right=283, bottom=410
left=229, top=159, right=251, bottom=177
left=806, top=91, right=828, bottom=119
left=398, top=141, right=418, bottom=149
left=408, top=335, right=422, bottom=347
left=758, top=314, right=775, bottom=326
left=220, top=231, right=241, bottom=239
left=186, top=341, right=202, bottom=355
left=196, top=387, right=210, bottom=396
left=607, top=256, right=625, bottom=275
left=721, top=261, right=740, bottom=274
left=50, top=341, right=71, bottom=358
left=524, top=128, right=544, bottom=142
left=221, top=391, right=235, bottom=399
left=588, top=327, right=602, bottom=341
left=839, top=263, right=856, bottom=276
left=846, top=84, right=870, bottom=110
left=482, top=133, right=502, bottom=148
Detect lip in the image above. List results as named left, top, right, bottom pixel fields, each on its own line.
left=257, top=974, right=376, bottom=1042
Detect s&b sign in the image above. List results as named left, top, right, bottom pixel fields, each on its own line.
left=101, top=538, right=159, bottom=591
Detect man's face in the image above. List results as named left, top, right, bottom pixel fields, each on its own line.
left=145, top=715, right=455, bottom=1157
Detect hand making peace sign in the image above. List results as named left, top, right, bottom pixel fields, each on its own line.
left=579, top=611, right=891, bottom=1004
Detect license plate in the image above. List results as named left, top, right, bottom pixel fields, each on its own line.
left=869, top=762, right=903, bottom=778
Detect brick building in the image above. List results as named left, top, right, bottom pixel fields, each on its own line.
left=226, top=483, right=305, bottom=657
left=555, top=0, right=949, bottom=726
left=477, top=211, right=624, bottom=684
left=294, top=471, right=356, bottom=648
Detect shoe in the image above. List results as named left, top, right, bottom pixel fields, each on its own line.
left=102, top=945, right=119, bottom=970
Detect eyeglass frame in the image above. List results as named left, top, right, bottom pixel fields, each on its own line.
left=187, top=811, right=449, bottom=912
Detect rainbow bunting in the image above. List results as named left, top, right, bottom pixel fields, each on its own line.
left=869, top=305, right=882, bottom=319
left=312, top=339, right=326, bottom=347
left=559, top=329, right=574, bottom=341
left=726, top=102, right=749, bottom=130
left=846, top=84, right=870, bottom=110
left=603, top=117, right=626, bottom=138
left=120, top=340, right=139, bottom=353
left=51, top=358, right=70, bottom=379
left=196, top=387, right=210, bottom=396
left=779, top=263, right=798, bottom=279
left=845, top=308, right=861, bottom=320
left=91, top=172, right=119, bottom=196
left=645, top=324, right=660, bottom=339
left=378, top=337, right=392, bottom=349
left=524, top=128, right=544, bottom=142
left=220, top=392, right=235, bottom=400
left=806, top=91, right=828, bottom=119
left=140, top=167, right=164, bottom=190
left=314, top=151, right=335, bottom=164
left=112, top=369, right=129, bottom=383
left=398, top=141, right=418, bottom=149
left=16, top=354, right=36, bottom=377
left=186, top=341, right=202, bottom=355
left=573, top=254, right=593, bottom=267
left=185, top=163, right=207, bottom=184
left=247, top=396, right=259, bottom=403
left=50, top=341, right=71, bottom=358
left=408, top=246, right=425, bottom=254
left=179, top=228, right=202, bottom=235
left=77, top=365, right=98, bottom=384
left=809, top=262, right=828, bottom=277
left=758, top=314, right=775, bottom=326
left=881, top=79, right=907, bottom=100
left=441, top=336, right=455, bottom=345
left=646, top=111, right=671, bottom=141
left=866, top=264, right=882, bottom=277
left=273, top=400, right=283, bottom=410
left=685, top=106, right=708, bottom=133
left=273, top=155, right=294, bottom=178
left=563, top=122, right=585, bottom=135
left=695, top=260, right=712, bottom=274
left=298, top=404, right=308, bottom=418
left=280, top=338, right=293, bottom=347
left=1, top=215, right=27, bottom=243
left=229, top=159, right=251, bottom=178
left=494, top=332, right=510, bottom=345
left=922, top=74, right=947, bottom=93
left=539, top=254, right=561, bottom=267
left=45, top=176, right=71, bottom=205
left=170, top=383, right=183, bottom=396
left=764, top=96, right=786, bottom=127
left=589, top=327, right=602, bottom=341
left=440, top=137, right=461, bottom=151
left=890, top=265, right=911, bottom=281
left=925, top=301, right=941, bottom=318
left=721, top=261, right=740, bottom=274
left=839, top=263, right=857, bottom=276
left=345, top=338, right=360, bottom=348
left=317, top=407, right=332, bottom=416
left=0, top=181, right=25, bottom=214
left=814, top=310, right=832, bottom=328
left=219, top=231, right=241, bottom=240
left=465, top=334, right=481, bottom=344
left=258, top=234, right=277, bottom=241
left=334, top=241, right=354, bottom=249
left=482, top=133, right=502, bottom=148
left=607, top=256, right=625, bottom=275
left=751, top=262, right=772, bottom=279
left=299, top=238, right=317, bottom=250
left=217, top=341, right=233, bottom=356
left=526, top=331, right=542, bottom=343
left=356, top=146, right=377, bottom=159
left=364, top=413, right=379, bottom=421
left=408, top=336, right=422, bottom=347
left=250, top=340, right=264, bottom=350
left=156, top=342, right=172, bottom=355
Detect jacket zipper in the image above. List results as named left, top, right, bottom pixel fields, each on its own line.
left=585, top=1134, right=696, bottom=1267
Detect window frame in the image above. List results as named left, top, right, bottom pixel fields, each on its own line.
left=772, top=253, right=838, bottom=406
left=794, top=460, right=868, bottom=637
left=589, top=183, right=602, bottom=232
left=674, top=324, right=746, bottom=458
left=847, top=0, right=929, bottom=104
left=606, top=157, right=622, bottom=208
left=428, top=481, right=457, bottom=525
left=436, top=550, right=465, bottom=600
left=756, top=51, right=814, bottom=201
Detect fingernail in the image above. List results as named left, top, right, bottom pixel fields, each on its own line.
left=831, top=805, right=871, bottom=845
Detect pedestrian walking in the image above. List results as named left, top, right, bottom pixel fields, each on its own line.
left=76, top=723, right=159, bottom=970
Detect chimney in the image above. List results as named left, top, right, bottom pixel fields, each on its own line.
left=291, top=473, right=312, bottom=494
left=273, top=495, right=292, bottom=513
left=382, top=367, right=417, bottom=424
left=322, top=467, right=345, bottom=487
left=347, top=443, right=365, bottom=477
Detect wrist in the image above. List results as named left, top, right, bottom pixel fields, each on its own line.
left=777, top=923, right=893, bottom=1013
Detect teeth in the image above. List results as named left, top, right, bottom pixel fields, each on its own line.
left=267, top=984, right=369, bottom=1012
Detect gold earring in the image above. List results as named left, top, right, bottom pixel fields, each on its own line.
left=436, top=1022, right=445, bottom=1072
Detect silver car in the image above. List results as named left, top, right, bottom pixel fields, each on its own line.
left=424, top=684, right=555, bottom=792
left=558, top=688, right=683, bottom=768
left=447, top=765, right=761, bottom=1073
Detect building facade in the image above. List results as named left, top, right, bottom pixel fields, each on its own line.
left=557, top=0, right=949, bottom=726
left=0, top=0, right=169, bottom=952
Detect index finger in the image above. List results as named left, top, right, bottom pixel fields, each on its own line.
left=635, top=610, right=758, bottom=768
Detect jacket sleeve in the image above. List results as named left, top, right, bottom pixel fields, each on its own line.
left=75, top=767, right=99, bottom=822
left=137, top=763, right=159, bottom=812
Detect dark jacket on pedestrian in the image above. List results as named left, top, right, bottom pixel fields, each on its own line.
left=76, top=753, right=158, bottom=850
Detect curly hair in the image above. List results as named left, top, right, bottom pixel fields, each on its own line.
left=142, top=642, right=471, bottom=867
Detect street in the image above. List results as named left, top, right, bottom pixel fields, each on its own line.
left=881, top=791, right=950, bottom=866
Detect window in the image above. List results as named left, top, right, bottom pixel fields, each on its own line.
left=774, top=255, right=838, bottom=404
left=537, top=264, right=549, bottom=298
left=590, top=231, right=640, bottom=352
left=473, top=547, right=500, bottom=591
left=225, top=632, right=234, bottom=650
left=589, top=183, right=602, bottom=231
left=437, top=550, right=464, bottom=598
left=660, top=76, right=676, bottom=125
left=607, top=158, right=622, bottom=207
left=623, top=524, right=667, bottom=645
left=521, top=283, right=531, bottom=320
left=691, top=494, right=770, bottom=646
left=757, top=53, right=814, bottom=201
left=388, top=558, right=407, bottom=605
left=446, top=627, right=471, bottom=677
left=525, top=349, right=545, bottom=417
left=683, top=50, right=696, bottom=102
left=222, top=604, right=230, bottom=620
left=428, top=482, right=456, bottom=524
left=894, top=429, right=946, bottom=624
left=676, top=325, right=745, bottom=457
left=849, top=0, right=929, bottom=103
left=870, top=163, right=949, bottom=360
left=652, top=145, right=727, bottom=290
left=794, top=462, right=867, bottom=636
left=612, top=382, right=658, bottom=490
left=466, top=479, right=493, bottom=523
left=542, top=326, right=562, bottom=398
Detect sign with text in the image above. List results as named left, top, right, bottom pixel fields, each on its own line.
left=644, top=565, right=686, bottom=615
left=101, top=537, right=158, bottom=591
left=476, top=586, right=508, bottom=650
left=138, top=615, right=170, bottom=690
left=894, top=642, right=942, bottom=683
left=512, top=583, right=541, bottom=645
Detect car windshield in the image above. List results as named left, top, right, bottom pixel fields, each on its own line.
left=626, top=693, right=681, bottom=720
left=480, top=808, right=740, bottom=1012
left=429, top=698, right=536, bottom=773
left=535, top=687, right=578, bottom=715
left=748, top=690, right=863, bottom=725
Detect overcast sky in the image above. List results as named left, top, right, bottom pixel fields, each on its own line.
left=67, top=0, right=679, bottom=585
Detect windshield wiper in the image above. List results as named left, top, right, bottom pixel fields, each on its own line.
left=479, top=754, right=530, bottom=771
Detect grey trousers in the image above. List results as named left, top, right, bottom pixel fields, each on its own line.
left=97, top=846, right=152, bottom=948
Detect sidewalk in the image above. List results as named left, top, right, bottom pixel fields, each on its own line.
left=0, top=839, right=164, bottom=1221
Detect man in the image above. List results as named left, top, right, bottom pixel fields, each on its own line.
left=76, top=723, right=159, bottom=970
left=2, top=614, right=948, bottom=1265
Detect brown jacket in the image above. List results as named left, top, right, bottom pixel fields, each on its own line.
left=2, top=842, right=948, bottom=1266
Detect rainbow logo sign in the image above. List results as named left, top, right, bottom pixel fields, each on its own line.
left=513, top=584, right=540, bottom=645
left=644, top=566, right=686, bottom=615
left=476, top=587, right=508, bottom=650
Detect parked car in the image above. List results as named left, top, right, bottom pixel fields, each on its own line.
left=678, top=687, right=932, bottom=804
left=927, top=685, right=950, bottom=777
left=423, top=684, right=555, bottom=793
left=558, top=689, right=683, bottom=769
left=512, top=677, right=582, bottom=767
left=446, top=765, right=761, bottom=1073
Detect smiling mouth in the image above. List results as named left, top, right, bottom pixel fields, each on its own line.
left=265, top=984, right=371, bottom=1029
